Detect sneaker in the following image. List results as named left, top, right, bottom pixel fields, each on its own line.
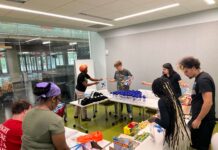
left=128, top=113, right=133, bottom=119
left=82, top=118, right=91, bottom=121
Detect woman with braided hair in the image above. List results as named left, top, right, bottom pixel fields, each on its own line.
left=150, top=77, right=191, bottom=150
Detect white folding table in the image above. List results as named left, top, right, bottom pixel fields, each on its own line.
left=65, top=127, right=111, bottom=149
left=70, top=99, right=109, bottom=133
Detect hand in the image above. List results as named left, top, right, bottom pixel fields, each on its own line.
left=148, top=116, right=157, bottom=123
left=192, top=118, right=201, bottom=129
left=107, top=78, right=115, bottom=82
left=182, top=83, right=189, bottom=88
left=95, top=82, right=99, bottom=85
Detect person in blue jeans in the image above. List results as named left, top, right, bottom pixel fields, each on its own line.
left=109, top=60, right=133, bottom=119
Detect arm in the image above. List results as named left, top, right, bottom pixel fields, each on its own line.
left=154, top=100, right=170, bottom=129
left=141, top=81, right=152, bottom=86
left=108, top=72, right=117, bottom=83
left=192, top=92, right=213, bottom=129
left=89, top=77, right=103, bottom=82
left=50, top=119, right=69, bottom=150
left=52, top=133, right=70, bottom=150
left=82, top=81, right=98, bottom=87
left=175, top=73, right=188, bottom=87
left=108, top=78, right=116, bottom=82
left=178, top=80, right=188, bottom=87
left=82, top=74, right=99, bottom=86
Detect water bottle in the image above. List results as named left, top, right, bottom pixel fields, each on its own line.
left=142, top=95, right=146, bottom=103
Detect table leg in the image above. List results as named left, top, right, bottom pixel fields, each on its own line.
left=73, top=106, right=89, bottom=133
left=93, top=105, right=96, bottom=118
left=95, top=104, right=98, bottom=113
left=112, top=102, right=123, bottom=126
left=105, top=106, right=108, bottom=121
left=142, top=108, right=145, bottom=120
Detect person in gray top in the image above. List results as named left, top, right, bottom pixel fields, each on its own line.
left=109, top=60, right=133, bottom=119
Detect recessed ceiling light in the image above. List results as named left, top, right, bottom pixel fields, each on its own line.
left=114, top=3, right=180, bottom=21
left=69, top=42, right=77, bottom=45
left=204, top=0, right=216, bottom=5
left=22, top=52, right=30, bottom=54
left=42, top=41, right=50, bottom=45
left=68, top=49, right=75, bottom=51
left=25, top=37, right=41, bottom=43
left=0, top=4, right=113, bottom=26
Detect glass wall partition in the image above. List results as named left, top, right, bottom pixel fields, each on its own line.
left=0, top=22, right=90, bottom=122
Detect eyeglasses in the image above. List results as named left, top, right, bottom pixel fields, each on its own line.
left=56, top=97, right=62, bottom=102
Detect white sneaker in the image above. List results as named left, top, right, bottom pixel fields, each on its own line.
left=128, top=113, right=133, bottom=119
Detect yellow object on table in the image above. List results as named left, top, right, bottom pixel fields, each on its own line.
left=123, top=122, right=139, bottom=136
left=124, top=125, right=131, bottom=135
left=138, top=121, right=149, bottom=130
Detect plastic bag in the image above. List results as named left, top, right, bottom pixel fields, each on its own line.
left=77, top=131, right=103, bottom=144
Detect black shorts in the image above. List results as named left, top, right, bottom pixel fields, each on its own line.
left=190, top=120, right=215, bottom=150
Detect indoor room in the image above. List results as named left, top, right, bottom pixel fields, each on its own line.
left=0, top=0, right=218, bottom=150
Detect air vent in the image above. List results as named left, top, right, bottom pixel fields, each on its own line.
left=6, top=0, right=29, bottom=4
left=88, top=24, right=108, bottom=29
left=79, top=13, right=113, bottom=21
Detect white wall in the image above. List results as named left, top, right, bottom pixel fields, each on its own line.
left=104, top=21, right=218, bottom=90
left=94, top=8, right=218, bottom=118
left=103, top=21, right=218, bottom=118
left=89, top=32, right=107, bottom=90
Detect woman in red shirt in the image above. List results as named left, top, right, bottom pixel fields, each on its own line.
left=0, top=100, right=31, bottom=150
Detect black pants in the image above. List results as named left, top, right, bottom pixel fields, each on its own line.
left=191, top=121, right=215, bottom=150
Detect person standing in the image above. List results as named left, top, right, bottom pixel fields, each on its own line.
left=179, top=57, right=216, bottom=150
left=142, top=63, right=187, bottom=98
left=109, top=61, right=133, bottom=119
left=150, top=77, right=191, bottom=150
left=0, top=100, right=31, bottom=150
left=74, top=64, right=102, bottom=121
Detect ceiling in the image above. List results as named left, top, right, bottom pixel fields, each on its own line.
left=0, top=0, right=217, bottom=31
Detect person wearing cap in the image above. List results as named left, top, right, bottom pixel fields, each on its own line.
left=22, top=82, right=70, bottom=150
left=142, top=63, right=187, bottom=98
left=74, top=64, right=102, bottom=121
left=0, top=100, right=31, bottom=150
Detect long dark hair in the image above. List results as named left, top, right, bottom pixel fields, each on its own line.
left=163, top=63, right=175, bottom=76
left=152, top=77, right=191, bottom=149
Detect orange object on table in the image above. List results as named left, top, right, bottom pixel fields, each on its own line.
left=77, top=131, right=103, bottom=143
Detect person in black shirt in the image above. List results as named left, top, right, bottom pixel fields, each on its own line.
left=179, top=57, right=216, bottom=150
left=74, top=64, right=102, bottom=121
left=149, top=77, right=191, bottom=150
left=142, top=63, right=187, bottom=98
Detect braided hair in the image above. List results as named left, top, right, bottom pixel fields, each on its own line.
left=152, top=77, right=191, bottom=150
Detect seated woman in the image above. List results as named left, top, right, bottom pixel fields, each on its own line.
left=22, top=82, right=69, bottom=150
left=150, top=77, right=191, bottom=150
left=0, top=100, right=31, bottom=150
